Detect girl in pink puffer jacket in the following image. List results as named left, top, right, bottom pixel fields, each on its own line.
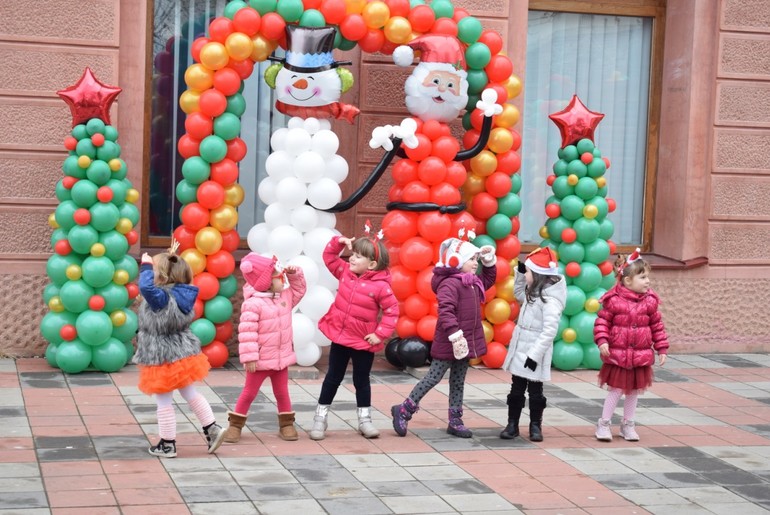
left=223, top=253, right=306, bottom=443
left=593, top=250, right=669, bottom=443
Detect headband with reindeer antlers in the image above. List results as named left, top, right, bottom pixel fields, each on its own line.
left=167, top=236, right=180, bottom=256
left=364, top=219, right=384, bottom=261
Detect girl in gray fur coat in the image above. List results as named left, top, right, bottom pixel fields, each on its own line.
left=134, top=245, right=225, bottom=458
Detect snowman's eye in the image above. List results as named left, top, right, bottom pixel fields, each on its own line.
left=291, top=75, right=298, bottom=79
left=307, top=76, right=315, bottom=81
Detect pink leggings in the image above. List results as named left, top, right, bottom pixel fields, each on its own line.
left=235, top=367, right=291, bottom=415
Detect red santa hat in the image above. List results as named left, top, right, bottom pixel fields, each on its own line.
left=392, top=34, right=467, bottom=74
left=524, top=247, right=560, bottom=276
left=618, top=247, right=642, bottom=275
left=240, top=253, right=278, bottom=292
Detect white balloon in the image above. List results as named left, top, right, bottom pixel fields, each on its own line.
left=317, top=264, right=340, bottom=290
left=287, top=254, right=319, bottom=286
left=287, top=117, right=305, bottom=129
left=307, top=178, right=342, bottom=210
left=285, top=128, right=313, bottom=156
left=315, top=210, right=337, bottom=229
left=247, top=223, right=270, bottom=253
left=293, top=151, right=326, bottom=183
left=325, top=154, right=349, bottom=183
left=298, top=285, right=335, bottom=320
left=296, top=343, right=322, bottom=367
left=311, top=130, right=340, bottom=158
left=268, top=224, right=304, bottom=262
left=257, top=177, right=278, bottom=204
left=270, top=128, right=289, bottom=151
left=290, top=205, right=319, bottom=232
left=303, top=117, right=321, bottom=135
left=318, top=119, right=331, bottom=131
left=264, top=202, right=292, bottom=229
left=304, top=227, right=337, bottom=259
left=275, top=177, right=307, bottom=209
left=265, top=150, right=294, bottom=181
left=315, top=328, right=332, bottom=347
left=292, top=312, right=316, bottom=349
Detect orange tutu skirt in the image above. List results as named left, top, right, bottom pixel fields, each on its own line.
left=138, top=353, right=211, bottom=395
left=598, top=364, right=653, bottom=394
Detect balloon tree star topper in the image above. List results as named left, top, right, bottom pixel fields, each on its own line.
left=548, top=94, right=604, bottom=148
left=57, top=67, right=122, bottom=127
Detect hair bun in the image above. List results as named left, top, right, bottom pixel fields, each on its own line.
left=168, top=255, right=178, bottom=263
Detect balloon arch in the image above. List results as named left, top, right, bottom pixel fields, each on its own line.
left=174, top=0, right=525, bottom=368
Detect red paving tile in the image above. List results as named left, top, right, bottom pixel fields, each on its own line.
left=525, top=509, right=589, bottom=515
left=48, top=489, right=117, bottom=508
left=31, top=425, right=90, bottom=437
left=670, top=434, right=733, bottom=446
left=0, top=449, right=36, bottom=463
left=515, top=458, right=582, bottom=477
left=45, top=474, right=111, bottom=491
left=112, top=487, right=185, bottom=505
left=443, top=449, right=509, bottom=464
left=120, top=505, right=191, bottom=515
left=459, top=462, right=528, bottom=479
left=42, top=460, right=105, bottom=477
left=502, top=490, right=576, bottom=510
left=51, top=508, right=122, bottom=515
left=29, top=415, right=85, bottom=427
left=107, top=471, right=175, bottom=489
left=87, top=424, right=146, bottom=436
left=484, top=474, right=553, bottom=493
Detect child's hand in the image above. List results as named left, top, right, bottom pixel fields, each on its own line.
left=339, top=236, right=355, bottom=250
left=599, top=343, right=610, bottom=358
left=659, top=354, right=667, bottom=367
left=245, top=361, right=257, bottom=373
left=141, top=252, right=153, bottom=264
left=284, top=265, right=298, bottom=274
left=364, top=333, right=381, bottom=345
left=480, top=246, right=493, bottom=255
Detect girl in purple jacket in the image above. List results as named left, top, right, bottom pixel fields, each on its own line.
left=392, top=235, right=496, bottom=438
left=594, top=250, right=669, bottom=442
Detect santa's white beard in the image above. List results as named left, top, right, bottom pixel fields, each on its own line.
left=404, top=64, right=469, bottom=123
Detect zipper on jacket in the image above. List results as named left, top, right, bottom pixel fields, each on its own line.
left=335, top=274, right=360, bottom=342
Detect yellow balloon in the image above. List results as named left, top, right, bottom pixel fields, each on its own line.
left=583, top=205, right=599, bottom=219
left=464, top=173, right=486, bottom=195
left=224, top=183, right=245, bottom=207
left=90, top=243, right=106, bottom=257
left=250, top=35, right=276, bottom=62
left=539, top=226, right=549, bottom=239
left=126, top=189, right=139, bottom=204
left=567, top=174, right=579, bottom=186
left=226, top=32, right=253, bottom=61
left=195, top=227, right=224, bottom=255
left=362, top=1, right=390, bottom=28
left=470, top=150, right=498, bottom=177
left=109, top=159, right=122, bottom=172
left=484, top=298, right=511, bottom=325
left=65, top=265, right=82, bottom=281
left=181, top=248, right=206, bottom=275
left=482, top=320, right=494, bottom=343
left=505, top=74, right=523, bottom=99
left=384, top=16, right=412, bottom=44
left=494, top=103, right=520, bottom=129
left=200, top=42, right=229, bottom=70
left=184, top=63, right=214, bottom=92
left=469, top=357, right=483, bottom=366
left=179, top=90, right=201, bottom=114
left=48, top=296, right=64, bottom=313
left=595, top=177, right=607, bottom=188
left=488, top=127, right=513, bottom=154
left=562, top=328, right=577, bottom=343
left=48, top=213, right=59, bottom=229
left=210, top=204, right=238, bottom=232
left=585, top=298, right=601, bottom=313
left=78, top=155, right=92, bottom=168
left=110, top=310, right=127, bottom=327
left=113, top=269, right=129, bottom=285
left=346, top=0, right=366, bottom=14
left=115, top=217, right=133, bottom=235
left=496, top=276, right=516, bottom=303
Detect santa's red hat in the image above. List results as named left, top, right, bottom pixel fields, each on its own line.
left=240, top=253, right=277, bottom=292
left=393, top=34, right=467, bottom=72
left=525, top=247, right=560, bottom=276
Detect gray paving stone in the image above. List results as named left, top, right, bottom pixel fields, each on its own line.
left=441, top=493, right=517, bottom=512
left=66, top=373, right=113, bottom=386
left=178, top=485, right=249, bottom=503
left=0, top=463, right=40, bottom=478
left=19, top=372, right=67, bottom=389
left=644, top=472, right=715, bottom=488
left=700, top=469, right=766, bottom=486
left=92, top=435, right=154, bottom=460
left=702, top=354, right=759, bottom=368
left=189, top=501, right=259, bottom=515
left=366, top=480, right=435, bottom=497
left=644, top=503, right=714, bottom=514
left=279, top=454, right=341, bottom=469
left=291, top=466, right=358, bottom=483
left=168, top=470, right=238, bottom=487
left=421, top=478, right=493, bottom=495
left=654, top=369, right=692, bottom=382
left=616, top=487, right=690, bottom=505
left=161, top=457, right=226, bottom=472
left=381, top=494, right=454, bottom=514
left=254, top=498, right=327, bottom=514
left=406, top=465, right=471, bottom=481
left=36, top=446, right=97, bottom=462
left=705, top=502, right=770, bottom=515
left=592, top=473, right=661, bottom=489
left=241, top=482, right=310, bottom=501
left=673, top=485, right=749, bottom=504
left=0, top=491, right=48, bottom=510
left=0, top=477, right=43, bottom=493
left=650, top=446, right=714, bottom=459
left=302, top=481, right=372, bottom=499
left=732, top=484, right=770, bottom=502
left=675, top=457, right=737, bottom=473
left=0, top=407, right=26, bottom=417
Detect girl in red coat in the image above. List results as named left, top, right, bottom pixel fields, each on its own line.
left=309, top=231, right=399, bottom=441
left=593, top=250, right=669, bottom=442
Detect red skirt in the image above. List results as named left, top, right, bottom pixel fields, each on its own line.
left=598, top=364, right=653, bottom=394
left=138, top=353, right=211, bottom=395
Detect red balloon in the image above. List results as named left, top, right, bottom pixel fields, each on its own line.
left=485, top=172, right=512, bottom=198
left=416, top=267, right=436, bottom=301
left=485, top=55, right=513, bottom=83
left=400, top=237, right=434, bottom=272
left=259, top=13, right=285, bottom=40
left=478, top=30, right=503, bottom=55
left=91, top=133, right=105, bottom=147
left=484, top=285, right=497, bottom=303
left=482, top=341, right=507, bottom=368
left=185, top=112, right=214, bottom=140
left=390, top=265, right=417, bottom=300
left=496, top=150, right=521, bottom=175
left=193, top=271, right=220, bottom=301
left=488, top=83, right=508, bottom=104
left=60, top=324, right=77, bottom=341
left=206, top=250, right=236, bottom=278
left=432, top=18, right=458, bottom=36
left=469, top=108, right=484, bottom=131
left=64, top=136, right=77, bottom=151
left=463, top=128, right=480, bottom=150
left=565, top=262, right=581, bottom=277
left=417, top=157, right=447, bottom=186
left=178, top=134, right=201, bottom=159
left=404, top=293, right=430, bottom=320
left=445, top=161, right=467, bottom=188
left=494, top=320, right=515, bottom=345
left=546, top=174, right=556, bottom=186
left=62, top=176, right=78, bottom=189
left=181, top=203, right=210, bottom=231
left=220, top=230, right=240, bottom=252
left=451, top=211, right=477, bottom=236
left=396, top=315, right=418, bottom=338
left=430, top=182, right=461, bottom=205
left=386, top=0, right=410, bottom=17
left=382, top=210, right=419, bottom=244
left=401, top=181, right=431, bottom=203
left=54, top=239, right=71, bottom=255
left=603, top=157, right=611, bottom=169
left=511, top=216, right=520, bottom=234
left=232, top=7, right=261, bottom=36
left=339, top=14, right=367, bottom=41
left=97, top=186, right=113, bottom=203
left=430, top=136, right=460, bottom=163
left=417, top=212, right=452, bottom=243
left=421, top=120, right=443, bottom=140
left=193, top=298, right=204, bottom=320
left=197, top=180, right=225, bottom=210
left=126, top=230, right=139, bottom=246
left=470, top=192, right=497, bottom=220
left=384, top=240, right=400, bottom=266
left=549, top=95, right=605, bottom=148
left=510, top=130, right=522, bottom=151
left=201, top=340, right=229, bottom=368
left=73, top=208, right=91, bottom=225
left=408, top=5, right=435, bottom=33
left=453, top=8, right=469, bottom=21
left=89, top=295, right=105, bottom=311
left=388, top=184, right=404, bottom=202
left=561, top=228, right=577, bottom=244
left=320, top=0, right=346, bottom=24
left=608, top=240, right=617, bottom=254
left=215, top=320, right=233, bottom=343
left=228, top=58, right=255, bottom=80
left=392, top=159, right=418, bottom=185
left=213, top=67, right=241, bottom=96
left=607, top=198, right=616, bottom=212
left=173, top=224, right=197, bottom=251
left=199, top=89, right=227, bottom=117
left=475, top=218, right=486, bottom=236
left=210, top=158, right=239, bottom=185
left=303, top=0, right=322, bottom=7
left=404, top=134, right=432, bottom=161
left=191, top=37, right=209, bottom=63
left=545, top=203, right=561, bottom=218
left=495, top=234, right=521, bottom=261
left=208, top=17, right=234, bottom=43
left=416, top=315, right=437, bottom=342
left=358, top=29, right=385, bottom=53
left=126, top=283, right=139, bottom=299
left=598, top=260, right=615, bottom=276
left=225, top=138, right=247, bottom=162
left=495, top=258, right=511, bottom=282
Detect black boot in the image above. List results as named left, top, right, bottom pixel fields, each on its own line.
left=500, top=394, right=525, bottom=439
left=528, top=396, right=547, bottom=442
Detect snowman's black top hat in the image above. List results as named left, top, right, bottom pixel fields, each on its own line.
left=272, top=25, right=351, bottom=73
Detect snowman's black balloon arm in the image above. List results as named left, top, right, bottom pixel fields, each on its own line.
left=454, top=114, right=493, bottom=161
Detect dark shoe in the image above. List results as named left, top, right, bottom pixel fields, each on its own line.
left=447, top=407, right=472, bottom=438
left=528, top=396, right=547, bottom=442
left=391, top=398, right=418, bottom=437
left=500, top=422, right=520, bottom=439
left=529, top=422, right=543, bottom=442
left=204, top=423, right=225, bottom=453
left=501, top=393, right=525, bottom=439
left=149, top=439, right=177, bottom=458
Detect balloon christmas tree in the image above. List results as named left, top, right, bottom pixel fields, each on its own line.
left=41, top=68, right=140, bottom=373
left=540, top=95, right=617, bottom=371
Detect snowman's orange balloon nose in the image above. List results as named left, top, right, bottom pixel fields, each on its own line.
left=293, top=78, right=308, bottom=89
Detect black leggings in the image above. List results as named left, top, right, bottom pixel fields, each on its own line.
left=509, top=374, right=545, bottom=402
left=318, top=343, right=375, bottom=407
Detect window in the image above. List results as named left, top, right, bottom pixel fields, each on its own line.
left=146, top=0, right=284, bottom=245
left=520, top=1, right=664, bottom=248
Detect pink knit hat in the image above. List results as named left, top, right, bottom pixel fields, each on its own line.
left=240, top=253, right=277, bottom=292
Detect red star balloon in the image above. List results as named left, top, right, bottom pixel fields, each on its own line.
left=548, top=95, right=604, bottom=148
left=57, top=68, right=122, bottom=127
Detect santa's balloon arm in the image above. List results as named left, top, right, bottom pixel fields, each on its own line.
left=454, top=114, right=493, bottom=161
left=320, top=138, right=404, bottom=213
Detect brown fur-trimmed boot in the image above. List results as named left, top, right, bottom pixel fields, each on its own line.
left=223, top=411, right=248, bottom=443
left=278, top=412, right=299, bottom=441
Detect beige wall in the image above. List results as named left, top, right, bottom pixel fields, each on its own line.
left=0, top=0, right=768, bottom=357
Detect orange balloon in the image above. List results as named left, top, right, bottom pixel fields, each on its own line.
left=179, top=90, right=201, bottom=114
left=495, top=275, right=516, bottom=302
left=223, top=183, right=245, bottom=207
left=482, top=320, right=494, bottom=343
left=464, top=173, right=486, bottom=195
left=184, top=64, right=214, bottom=92
left=494, top=103, right=520, bottom=129
left=470, top=150, right=498, bottom=177
left=210, top=204, right=238, bottom=232
left=225, top=32, right=253, bottom=61
left=488, top=127, right=514, bottom=154
left=384, top=16, right=411, bottom=44
left=200, top=42, right=229, bottom=70
left=362, top=1, right=390, bottom=29
left=345, top=0, right=367, bottom=14
left=485, top=298, right=511, bottom=325
left=181, top=248, right=206, bottom=275
left=250, top=35, right=276, bottom=62
left=195, top=227, right=223, bottom=255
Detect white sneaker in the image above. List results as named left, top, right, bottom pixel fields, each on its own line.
left=595, top=418, right=612, bottom=442
left=620, top=419, right=639, bottom=441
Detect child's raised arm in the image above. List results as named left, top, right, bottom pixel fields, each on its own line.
left=138, top=261, right=169, bottom=311
left=322, top=236, right=350, bottom=278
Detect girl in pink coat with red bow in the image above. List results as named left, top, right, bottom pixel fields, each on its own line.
left=224, top=253, right=306, bottom=443
left=593, top=250, right=669, bottom=442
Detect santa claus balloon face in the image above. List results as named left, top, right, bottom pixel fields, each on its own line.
left=405, top=63, right=469, bottom=122
left=275, top=68, right=342, bottom=107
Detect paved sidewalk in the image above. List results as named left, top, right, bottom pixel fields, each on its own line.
left=2, top=353, right=770, bottom=514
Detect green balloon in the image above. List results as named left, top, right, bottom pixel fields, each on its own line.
left=299, top=8, right=326, bottom=27
left=91, top=338, right=128, bottom=372
left=431, top=0, right=454, bottom=19
left=104, top=125, right=118, bottom=141
left=81, top=256, right=116, bottom=288
left=55, top=180, right=72, bottom=202
left=557, top=313, right=569, bottom=337
left=218, top=274, right=237, bottom=298
left=40, top=311, right=77, bottom=344
left=462, top=112, right=472, bottom=131
left=551, top=340, right=583, bottom=371
left=559, top=195, right=585, bottom=221
left=575, top=177, right=598, bottom=200
left=510, top=173, right=522, bottom=194
left=191, top=318, right=216, bottom=346
left=55, top=200, right=78, bottom=230
left=466, top=69, right=488, bottom=95
left=226, top=93, right=247, bottom=117
left=471, top=234, right=496, bottom=250
left=576, top=138, right=595, bottom=154
left=118, top=203, right=140, bottom=225
left=562, top=145, right=579, bottom=162
left=96, top=141, right=120, bottom=162
left=76, top=310, right=113, bottom=346
left=45, top=342, right=59, bottom=367
left=597, top=185, right=608, bottom=197
left=566, top=159, right=588, bottom=178
left=465, top=42, right=491, bottom=70
left=99, top=230, right=130, bottom=261
left=587, top=158, right=606, bottom=178
left=124, top=340, right=135, bottom=361
left=249, top=0, right=276, bottom=15
left=105, top=179, right=128, bottom=206
left=558, top=241, right=585, bottom=264
left=111, top=158, right=128, bottom=180
left=553, top=159, right=569, bottom=176
left=601, top=271, right=617, bottom=290
left=586, top=196, right=609, bottom=221
left=96, top=283, right=129, bottom=312
left=564, top=285, right=587, bottom=316
left=71, top=180, right=98, bottom=208
left=63, top=155, right=86, bottom=178
left=174, top=179, right=198, bottom=205
left=486, top=214, right=513, bottom=240
left=573, top=218, right=600, bottom=244
left=599, top=218, right=614, bottom=240
left=76, top=139, right=97, bottom=159
left=51, top=228, right=68, bottom=248
left=581, top=341, right=603, bottom=370
left=466, top=94, right=479, bottom=112
left=112, top=254, right=139, bottom=281
left=60, top=280, right=95, bottom=313
left=47, top=254, right=82, bottom=287
left=86, top=118, right=106, bottom=135
left=552, top=176, right=574, bottom=199
left=90, top=203, right=120, bottom=232
left=204, top=296, right=233, bottom=324
left=540, top=239, right=558, bottom=253
left=497, top=193, right=521, bottom=217
left=571, top=311, right=598, bottom=344
left=56, top=339, right=92, bottom=373
left=112, top=309, right=138, bottom=343
left=545, top=216, right=571, bottom=244
left=68, top=225, right=100, bottom=254
left=276, top=0, right=303, bottom=22
left=43, top=283, right=60, bottom=303
left=86, top=160, right=111, bottom=185
left=337, top=35, right=356, bottom=51
left=458, top=16, right=483, bottom=44
left=573, top=262, right=602, bottom=292
left=199, top=135, right=228, bottom=163
left=213, top=113, right=241, bottom=140
left=583, top=239, right=610, bottom=265
left=72, top=124, right=89, bottom=140
left=224, top=0, right=247, bottom=18
left=182, top=157, right=211, bottom=185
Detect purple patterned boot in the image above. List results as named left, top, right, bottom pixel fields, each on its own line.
left=391, top=398, right=418, bottom=437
